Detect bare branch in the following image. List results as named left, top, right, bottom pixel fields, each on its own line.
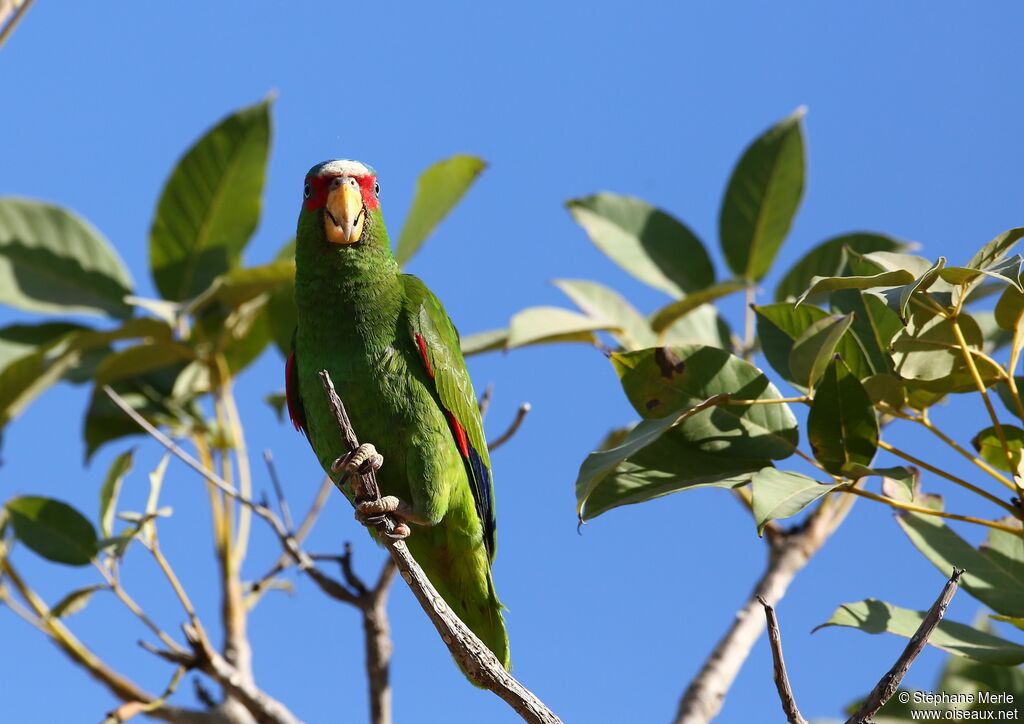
left=488, top=402, right=532, bottom=452
left=675, top=492, right=856, bottom=723
left=757, top=596, right=807, bottom=724
left=263, top=450, right=295, bottom=533
left=317, top=370, right=562, bottom=724
left=478, top=383, right=494, bottom=417
left=0, top=0, right=33, bottom=50
left=846, top=568, right=966, bottom=724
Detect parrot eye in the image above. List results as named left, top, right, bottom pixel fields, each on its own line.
left=374, top=182, right=380, bottom=196
left=303, top=183, right=311, bottom=199
left=330, top=177, right=343, bottom=190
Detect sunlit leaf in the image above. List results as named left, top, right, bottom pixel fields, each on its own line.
left=795, top=270, right=914, bottom=307
left=99, top=450, right=134, bottom=538
left=460, top=328, right=508, bottom=356
left=506, top=306, right=616, bottom=349
left=554, top=278, right=655, bottom=350
left=6, top=496, right=99, bottom=566
left=775, top=232, right=907, bottom=302
left=149, top=98, right=272, bottom=301
left=754, top=302, right=874, bottom=389
left=965, top=227, right=1024, bottom=272
left=649, top=280, right=748, bottom=333
left=94, top=342, right=195, bottom=386
left=830, top=289, right=902, bottom=376
left=818, top=599, right=1024, bottom=665
left=395, top=155, right=486, bottom=266
left=971, top=425, right=1024, bottom=474
left=807, top=356, right=878, bottom=475
left=49, top=585, right=106, bottom=619
left=576, top=415, right=765, bottom=522
left=891, top=308, right=997, bottom=383
left=896, top=513, right=1024, bottom=618
left=788, top=313, right=854, bottom=389
left=0, top=198, right=133, bottom=318
left=567, top=193, right=714, bottom=296
left=751, top=468, right=840, bottom=534
left=720, top=108, right=805, bottom=281
left=612, top=345, right=799, bottom=459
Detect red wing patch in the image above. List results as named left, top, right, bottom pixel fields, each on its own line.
left=415, top=333, right=434, bottom=379
left=285, top=350, right=307, bottom=435
left=445, top=410, right=470, bottom=458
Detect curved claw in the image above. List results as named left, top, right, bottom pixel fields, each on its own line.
left=355, top=496, right=414, bottom=539
left=331, top=443, right=384, bottom=475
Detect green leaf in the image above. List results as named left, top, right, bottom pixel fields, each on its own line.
left=188, top=260, right=294, bottom=312
left=0, top=322, right=89, bottom=369
left=656, top=304, right=733, bottom=351
left=567, top=193, right=714, bottom=296
left=395, top=155, right=486, bottom=266
left=896, top=513, right=1024, bottom=618
left=754, top=302, right=874, bottom=389
left=751, top=468, right=840, bottom=535
left=554, top=279, right=655, bottom=350
left=0, top=198, right=133, bottom=318
left=966, top=227, right=1024, bottom=271
left=897, top=256, right=946, bottom=320
left=265, top=392, right=287, bottom=423
left=6, top=496, right=99, bottom=566
left=788, top=313, right=855, bottom=389
left=831, top=289, right=902, bottom=376
left=49, top=585, right=106, bottom=619
left=99, top=450, right=134, bottom=538
left=720, top=108, right=806, bottom=281
left=263, top=238, right=297, bottom=357
left=849, top=249, right=936, bottom=278
left=892, top=309, right=998, bottom=383
left=220, top=298, right=273, bottom=375
left=795, top=270, right=915, bottom=307
left=649, top=280, right=749, bottom=333
left=994, top=285, right=1024, bottom=333
left=83, top=362, right=190, bottom=461
left=774, top=232, right=907, bottom=302
left=971, top=425, right=1024, bottom=474
left=460, top=328, right=508, bottom=356
left=149, top=98, right=272, bottom=301
left=612, top=346, right=799, bottom=460
left=807, top=356, right=878, bottom=475
left=818, top=598, right=1024, bottom=665
left=94, top=342, right=195, bottom=386
left=576, top=416, right=766, bottom=522
left=506, top=306, right=617, bottom=349
left=940, top=254, right=1024, bottom=291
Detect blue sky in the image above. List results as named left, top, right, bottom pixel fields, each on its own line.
left=2, top=2, right=1024, bottom=722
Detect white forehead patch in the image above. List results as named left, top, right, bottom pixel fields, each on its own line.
left=314, top=159, right=373, bottom=178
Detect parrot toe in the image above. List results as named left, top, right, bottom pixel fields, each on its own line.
left=355, top=495, right=416, bottom=536
left=332, top=443, right=384, bottom=476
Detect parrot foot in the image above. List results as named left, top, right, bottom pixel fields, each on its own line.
left=355, top=496, right=413, bottom=540
left=332, top=443, right=384, bottom=476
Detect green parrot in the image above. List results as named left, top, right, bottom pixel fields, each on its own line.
left=286, top=159, right=510, bottom=672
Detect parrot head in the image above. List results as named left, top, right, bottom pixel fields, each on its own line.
left=298, top=159, right=384, bottom=248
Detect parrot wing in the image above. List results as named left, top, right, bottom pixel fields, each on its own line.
left=285, top=342, right=309, bottom=439
left=402, top=274, right=497, bottom=561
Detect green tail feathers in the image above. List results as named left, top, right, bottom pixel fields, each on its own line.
left=407, top=527, right=511, bottom=675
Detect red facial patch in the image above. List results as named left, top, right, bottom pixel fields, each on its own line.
left=303, top=173, right=379, bottom=212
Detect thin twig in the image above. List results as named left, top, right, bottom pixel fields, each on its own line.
left=264, top=450, right=295, bottom=533
left=316, top=370, right=562, bottom=724
left=478, top=383, right=494, bottom=417
left=846, top=568, right=965, bottom=724
left=487, top=402, right=531, bottom=451
left=0, top=0, right=33, bottom=50
left=247, top=476, right=333, bottom=602
left=757, top=596, right=807, bottom=724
